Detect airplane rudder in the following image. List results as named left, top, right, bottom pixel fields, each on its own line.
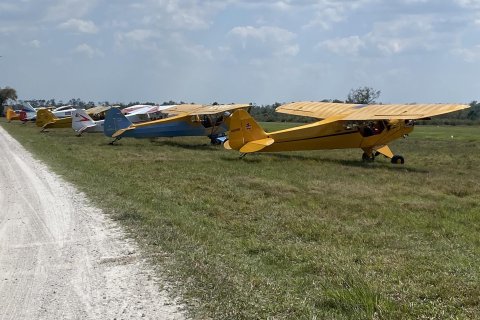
left=104, top=108, right=131, bottom=137
left=238, top=109, right=267, bottom=141
left=36, top=109, right=51, bottom=127
left=227, top=109, right=267, bottom=150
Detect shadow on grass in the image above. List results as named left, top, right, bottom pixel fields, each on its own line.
left=222, top=152, right=429, bottom=173
left=149, top=139, right=220, bottom=151
left=219, top=156, right=263, bottom=163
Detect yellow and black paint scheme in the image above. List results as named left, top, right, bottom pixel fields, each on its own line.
left=225, top=102, right=469, bottom=164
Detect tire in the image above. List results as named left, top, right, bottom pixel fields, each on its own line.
left=362, top=152, right=374, bottom=162
left=391, top=155, right=405, bottom=164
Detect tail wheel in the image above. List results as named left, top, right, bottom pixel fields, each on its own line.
left=210, top=139, right=221, bottom=145
left=362, top=152, right=375, bottom=162
left=391, top=155, right=405, bottom=164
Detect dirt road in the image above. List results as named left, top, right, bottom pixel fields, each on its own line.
left=0, top=126, right=185, bottom=319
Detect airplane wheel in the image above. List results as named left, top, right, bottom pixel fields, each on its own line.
left=391, top=155, right=404, bottom=164
left=362, top=152, right=375, bottom=162
left=210, top=139, right=221, bottom=145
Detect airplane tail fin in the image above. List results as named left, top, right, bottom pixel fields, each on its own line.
left=22, top=102, right=36, bottom=113
left=36, top=109, right=56, bottom=128
left=20, top=111, right=28, bottom=121
left=104, top=107, right=134, bottom=137
left=6, top=107, right=18, bottom=122
left=225, top=109, right=274, bottom=153
left=72, top=109, right=96, bottom=133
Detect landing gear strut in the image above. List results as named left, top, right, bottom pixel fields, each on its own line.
left=362, top=152, right=405, bottom=164
left=109, top=137, right=121, bottom=145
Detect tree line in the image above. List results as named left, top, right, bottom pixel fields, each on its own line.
left=1, top=86, right=479, bottom=125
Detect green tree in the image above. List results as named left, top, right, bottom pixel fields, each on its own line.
left=0, top=87, right=18, bottom=116
left=346, top=86, right=381, bottom=104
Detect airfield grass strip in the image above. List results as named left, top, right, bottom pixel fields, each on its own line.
left=1, top=119, right=480, bottom=319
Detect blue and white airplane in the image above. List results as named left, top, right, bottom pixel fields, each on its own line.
left=103, top=104, right=250, bottom=144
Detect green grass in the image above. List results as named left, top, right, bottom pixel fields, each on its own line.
left=2, top=119, right=480, bottom=319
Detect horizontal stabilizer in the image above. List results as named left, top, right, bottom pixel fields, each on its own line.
left=112, top=126, right=135, bottom=138
left=78, top=124, right=97, bottom=134
left=42, top=122, right=55, bottom=128
left=239, top=138, right=274, bottom=153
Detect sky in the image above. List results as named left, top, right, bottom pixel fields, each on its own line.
left=0, top=0, right=479, bottom=105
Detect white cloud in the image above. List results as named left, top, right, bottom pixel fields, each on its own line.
left=29, top=40, right=41, bottom=48
left=455, top=0, right=480, bottom=9
left=44, top=0, right=99, bottom=21
left=229, top=25, right=299, bottom=58
left=317, top=36, right=365, bottom=55
left=304, top=0, right=374, bottom=29
left=365, top=15, right=439, bottom=55
left=114, top=29, right=158, bottom=51
left=453, top=45, right=480, bottom=62
left=0, top=26, right=18, bottom=36
left=59, top=19, right=98, bottom=33
left=0, top=2, right=21, bottom=12
left=138, top=0, right=228, bottom=31
left=230, top=25, right=295, bottom=45
left=73, top=43, right=103, bottom=58
left=118, top=29, right=154, bottom=43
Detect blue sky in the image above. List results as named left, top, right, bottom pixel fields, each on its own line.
left=1, top=0, right=479, bottom=105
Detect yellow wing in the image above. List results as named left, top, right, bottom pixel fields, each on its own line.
left=276, top=101, right=469, bottom=120
left=276, top=102, right=360, bottom=119
left=188, top=104, right=250, bottom=115
left=86, top=105, right=111, bottom=115
left=160, top=104, right=204, bottom=115
left=162, top=103, right=250, bottom=116
left=343, top=104, right=469, bottom=120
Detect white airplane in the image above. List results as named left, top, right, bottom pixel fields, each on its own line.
left=122, top=105, right=173, bottom=123
left=72, top=107, right=157, bottom=135
left=72, top=109, right=105, bottom=135
left=52, top=105, right=77, bottom=118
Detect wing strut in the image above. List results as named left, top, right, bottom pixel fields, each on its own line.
left=374, top=145, right=394, bottom=159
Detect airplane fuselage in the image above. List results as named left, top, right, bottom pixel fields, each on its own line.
left=259, top=119, right=414, bottom=152
left=109, top=114, right=228, bottom=139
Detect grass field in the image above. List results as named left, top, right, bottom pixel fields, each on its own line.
left=1, top=119, right=479, bottom=319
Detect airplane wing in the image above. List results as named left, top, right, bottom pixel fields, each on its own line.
left=160, top=104, right=250, bottom=116
left=276, top=102, right=361, bottom=119
left=342, top=104, right=469, bottom=120
left=160, top=104, right=204, bottom=115
left=188, top=104, right=250, bottom=115
left=276, top=101, right=469, bottom=120
left=87, top=106, right=111, bottom=115
left=125, top=105, right=156, bottom=115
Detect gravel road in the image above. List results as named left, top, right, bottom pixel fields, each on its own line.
left=0, top=126, right=185, bottom=320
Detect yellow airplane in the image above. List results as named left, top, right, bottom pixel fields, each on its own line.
left=5, top=107, right=20, bottom=122
left=225, top=102, right=469, bottom=164
left=36, top=106, right=111, bottom=131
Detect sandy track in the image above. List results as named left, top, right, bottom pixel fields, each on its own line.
left=0, top=126, right=185, bottom=320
